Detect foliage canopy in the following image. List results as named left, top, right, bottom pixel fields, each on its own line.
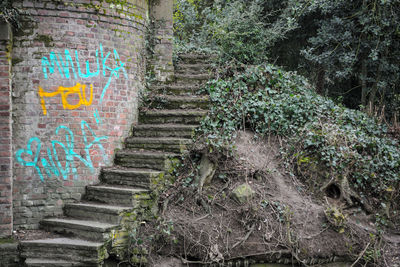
left=174, top=0, right=400, bottom=118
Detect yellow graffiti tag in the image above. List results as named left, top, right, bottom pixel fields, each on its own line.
left=38, top=82, right=93, bottom=115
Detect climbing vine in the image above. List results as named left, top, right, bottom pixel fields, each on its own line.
left=197, top=63, right=400, bottom=226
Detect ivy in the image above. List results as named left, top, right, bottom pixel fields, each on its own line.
left=0, top=0, right=21, bottom=29
left=197, top=63, right=400, bottom=220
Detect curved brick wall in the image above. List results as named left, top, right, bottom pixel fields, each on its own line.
left=9, top=0, right=148, bottom=230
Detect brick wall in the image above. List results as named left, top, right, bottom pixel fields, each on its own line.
left=0, top=24, right=13, bottom=238
left=10, top=0, right=148, bottom=229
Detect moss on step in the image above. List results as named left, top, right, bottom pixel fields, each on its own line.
left=0, top=238, right=15, bottom=244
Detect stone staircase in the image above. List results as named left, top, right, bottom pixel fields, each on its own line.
left=20, top=53, right=213, bottom=267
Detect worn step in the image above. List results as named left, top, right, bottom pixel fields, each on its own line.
left=125, top=137, right=192, bottom=153
left=24, top=258, right=91, bottom=267
left=148, top=95, right=209, bottom=109
left=20, top=238, right=105, bottom=264
left=132, top=124, right=196, bottom=138
left=178, top=53, right=215, bottom=64
left=175, top=63, right=213, bottom=74
left=148, top=84, right=203, bottom=96
left=85, top=185, right=150, bottom=206
left=114, top=150, right=178, bottom=170
left=174, top=73, right=211, bottom=84
left=101, top=167, right=162, bottom=188
left=64, top=202, right=132, bottom=224
left=139, top=109, right=207, bottom=124
left=40, top=218, right=117, bottom=242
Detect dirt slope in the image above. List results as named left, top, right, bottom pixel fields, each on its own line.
left=148, top=131, right=400, bottom=266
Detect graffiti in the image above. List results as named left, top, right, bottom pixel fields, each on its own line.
left=38, top=83, right=93, bottom=115
left=41, top=43, right=128, bottom=105
left=16, top=120, right=108, bottom=181
left=93, top=109, right=102, bottom=125
left=41, top=49, right=77, bottom=80
left=15, top=43, right=129, bottom=181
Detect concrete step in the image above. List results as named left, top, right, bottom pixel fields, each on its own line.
left=20, top=238, right=105, bottom=264
left=64, top=202, right=132, bottom=224
left=132, top=124, right=196, bottom=138
left=85, top=185, right=150, bottom=206
left=40, top=218, right=117, bottom=242
left=178, top=53, right=216, bottom=64
left=114, top=150, right=178, bottom=170
left=24, top=258, right=93, bottom=267
left=147, top=95, right=209, bottom=109
left=148, top=84, right=203, bottom=96
left=174, top=73, right=211, bottom=85
left=101, top=167, right=162, bottom=188
left=175, top=63, right=213, bottom=74
left=139, top=109, right=207, bottom=124
left=125, top=137, right=192, bottom=153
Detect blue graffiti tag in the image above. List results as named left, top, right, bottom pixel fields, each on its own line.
left=41, top=50, right=77, bottom=80
left=16, top=120, right=108, bottom=181
left=41, top=44, right=128, bottom=102
left=99, top=44, right=128, bottom=104
left=75, top=49, right=100, bottom=79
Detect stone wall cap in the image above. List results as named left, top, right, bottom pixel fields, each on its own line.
left=0, top=242, right=18, bottom=250
left=0, top=23, right=12, bottom=40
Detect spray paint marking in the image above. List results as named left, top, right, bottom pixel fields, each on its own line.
left=40, top=43, right=128, bottom=113
left=94, top=109, right=102, bottom=125
left=16, top=120, right=108, bottom=181
left=17, top=43, right=129, bottom=181
left=38, top=83, right=93, bottom=115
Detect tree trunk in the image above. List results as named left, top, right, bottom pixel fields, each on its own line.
left=368, top=47, right=388, bottom=108
left=368, top=67, right=382, bottom=108
left=361, top=60, right=368, bottom=108
left=316, top=66, right=325, bottom=95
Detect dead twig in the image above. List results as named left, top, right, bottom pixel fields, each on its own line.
left=193, top=214, right=210, bottom=222
left=231, top=224, right=256, bottom=249
left=225, top=249, right=292, bottom=261
left=181, top=257, right=211, bottom=265
left=350, top=242, right=370, bottom=267
left=302, top=226, right=329, bottom=239
left=214, top=202, right=228, bottom=211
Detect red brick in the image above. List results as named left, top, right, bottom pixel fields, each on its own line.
left=0, top=151, right=11, bottom=157
left=59, top=12, right=70, bottom=17
left=4, top=0, right=150, bottom=232
left=0, top=105, right=10, bottom=111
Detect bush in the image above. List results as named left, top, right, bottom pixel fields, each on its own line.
left=174, top=0, right=400, bottom=121
left=197, top=64, right=400, bottom=222
left=173, top=0, right=297, bottom=64
left=0, top=0, right=20, bottom=29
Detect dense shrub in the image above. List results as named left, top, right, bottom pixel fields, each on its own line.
left=174, top=0, right=400, bottom=120
left=197, top=64, right=400, bottom=222
left=0, top=0, right=20, bottom=28
left=299, top=0, right=400, bottom=110
left=173, top=0, right=297, bottom=63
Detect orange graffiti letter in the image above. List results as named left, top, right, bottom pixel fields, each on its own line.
left=38, top=86, right=61, bottom=115
left=38, top=83, right=94, bottom=115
